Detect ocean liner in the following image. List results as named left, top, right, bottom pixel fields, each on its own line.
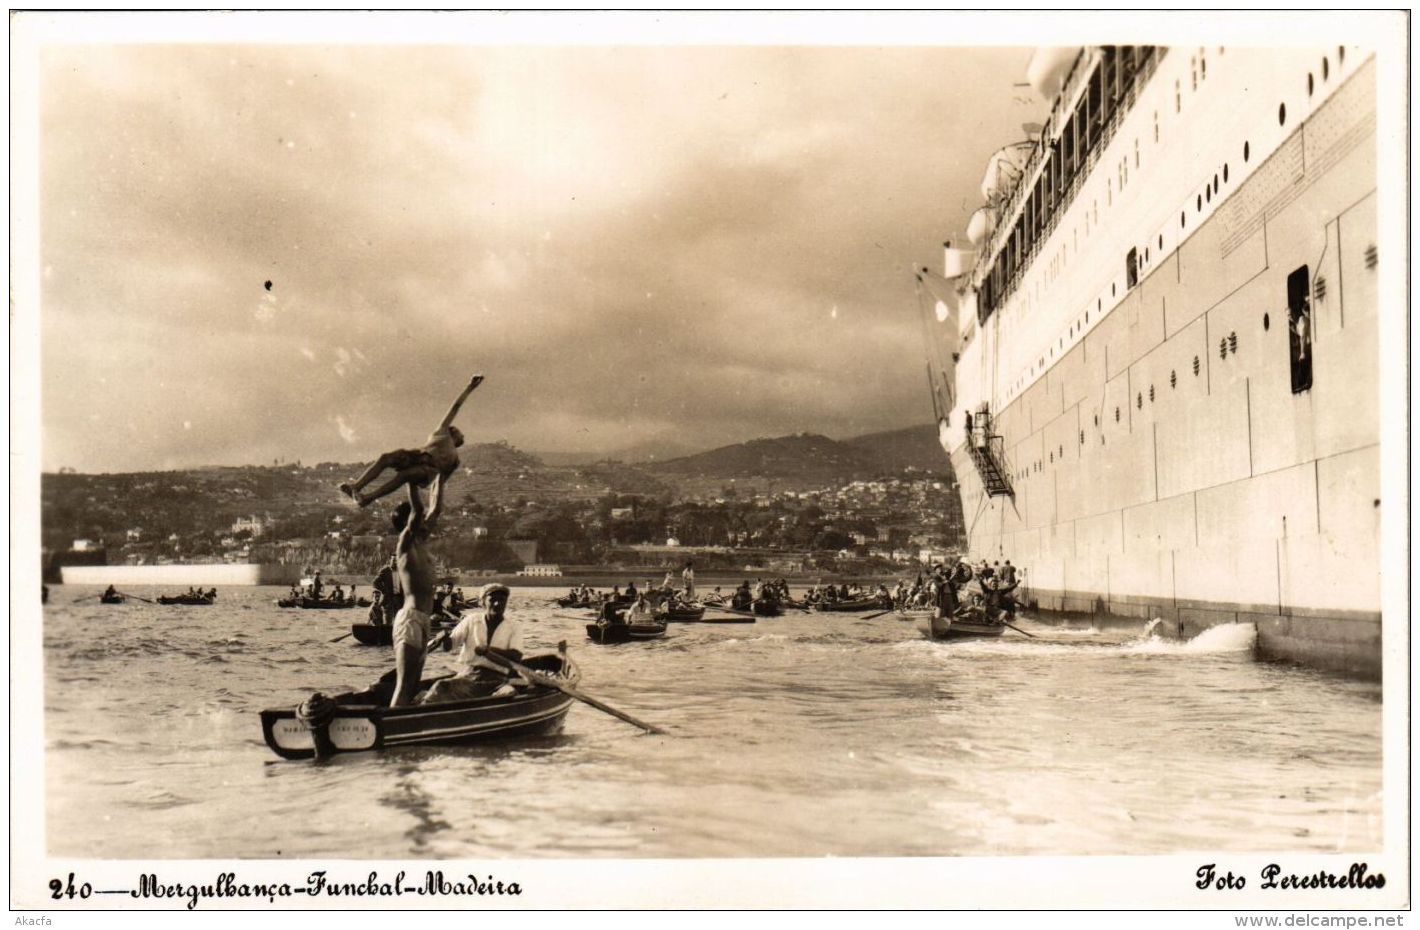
left=918, top=46, right=1379, bottom=677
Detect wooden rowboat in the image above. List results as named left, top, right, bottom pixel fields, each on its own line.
left=349, top=614, right=459, bottom=646
left=99, top=593, right=125, bottom=604
left=814, top=597, right=886, bottom=613
left=157, top=594, right=215, bottom=606
left=658, top=605, right=707, bottom=623
left=277, top=596, right=370, bottom=609
left=260, top=652, right=580, bottom=760
left=585, top=621, right=668, bottom=644
left=752, top=599, right=783, bottom=617
left=918, top=612, right=1007, bottom=640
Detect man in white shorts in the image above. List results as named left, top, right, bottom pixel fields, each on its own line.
left=390, top=485, right=437, bottom=706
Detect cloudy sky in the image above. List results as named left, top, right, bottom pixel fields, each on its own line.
left=31, top=18, right=1041, bottom=473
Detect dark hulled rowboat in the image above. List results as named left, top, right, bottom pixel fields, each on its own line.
left=99, top=593, right=125, bottom=604
left=157, top=594, right=215, bottom=606
left=260, top=652, right=580, bottom=759
left=585, top=621, right=668, bottom=645
left=814, top=597, right=886, bottom=613
left=752, top=599, right=782, bottom=617
left=918, top=612, right=1007, bottom=641
left=277, top=596, right=371, bottom=609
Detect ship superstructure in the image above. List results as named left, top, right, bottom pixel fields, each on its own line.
left=919, top=45, right=1379, bottom=676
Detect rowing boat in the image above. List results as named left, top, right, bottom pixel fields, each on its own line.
left=658, top=605, right=707, bottom=623
left=917, top=612, right=1007, bottom=641
left=277, top=596, right=371, bottom=609
left=260, top=651, right=580, bottom=759
left=156, top=594, right=215, bottom=606
left=813, top=597, right=886, bottom=613
left=585, top=621, right=668, bottom=644
left=99, top=593, right=125, bottom=604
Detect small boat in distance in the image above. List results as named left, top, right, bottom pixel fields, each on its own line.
left=157, top=592, right=216, bottom=606
left=585, top=621, right=667, bottom=645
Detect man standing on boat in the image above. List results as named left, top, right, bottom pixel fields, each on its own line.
left=420, top=583, right=527, bottom=703
left=682, top=560, right=695, bottom=599
left=390, top=486, right=437, bottom=707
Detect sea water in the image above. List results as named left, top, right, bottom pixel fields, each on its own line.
left=40, top=586, right=1382, bottom=858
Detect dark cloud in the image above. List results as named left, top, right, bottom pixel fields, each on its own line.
left=38, top=43, right=1040, bottom=471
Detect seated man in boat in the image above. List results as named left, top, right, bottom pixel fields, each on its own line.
left=331, top=583, right=344, bottom=604
left=104, top=584, right=118, bottom=600
left=390, top=487, right=438, bottom=707
left=338, top=373, right=484, bottom=524
left=420, top=583, right=528, bottom=703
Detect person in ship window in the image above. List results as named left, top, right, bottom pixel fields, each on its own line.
left=338, top=374, right=484, bottom=524
left=420, top=584, right=528, bottom=703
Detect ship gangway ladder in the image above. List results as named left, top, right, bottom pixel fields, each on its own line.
left=966, top=423, right=1015, bottom=500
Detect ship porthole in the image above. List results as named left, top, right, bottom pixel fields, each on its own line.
left=1322, top=57, right=1330, bottom=80
left=1278, top=103, right=1286, bottom=126
left=1196, top=194, right=1202, bottom=212
left=1137, top=393, right=1143, bottom=409
left=1338, top=46, right=1345, bottom=64
left=1159, top=234, right=1164, bottom=250
left=1180, top=211, right=1186, bottom=229
left=1263, top=312, right=1270, bottom=331
left=1193, top=355, right=1200, bottom=375
left=1115, top=407, right=1120, bottom=422
left=1170, top=370, right=1177, bottom=388
left=1244, top=141, right=1250, bottom=162
left=1307, top=73, right=1314, bottom=96
left=1213, top=174, right=1219, bottom=193
left=1223, top=163, right=1229, bottom=183
left=1206, top=187, right=1211, bottom=204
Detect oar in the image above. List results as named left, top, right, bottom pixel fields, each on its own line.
left=860, top=609, right=894, bottom=620
left=1003, top=620, right=1036, bottom=639
left=117, top=590, right=157, bottom=604
left=706, top=605, right=755, bottom=618
left=329, top=631, right=355, bottom=644
left=71, top=593, right=102, bottom=604
left=474, top=646, right=666, bottom=735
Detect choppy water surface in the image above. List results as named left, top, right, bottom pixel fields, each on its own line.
left=43, top=586, right=1382, bottom=858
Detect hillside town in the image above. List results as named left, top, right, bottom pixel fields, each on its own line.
left=41, top=435, right=966, bottom=582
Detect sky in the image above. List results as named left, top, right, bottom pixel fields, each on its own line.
left=32, top=21, right=1042, bottom=473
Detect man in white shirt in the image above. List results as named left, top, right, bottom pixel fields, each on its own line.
left=419, top=583, right=528, bottom=703
left=681, top=560, right=696, bottom=599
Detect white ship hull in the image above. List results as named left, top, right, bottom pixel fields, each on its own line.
left=936, top=48, right=1380, bottom=677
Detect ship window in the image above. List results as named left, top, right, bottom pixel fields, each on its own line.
left=1080, top=430, right=1085, bottom=445
left=1180, top=211, right=1186, bottom=229
left=1307, top=73, right=1314, bottom=97
left=1288, top=265, right=1313, bottom=393
left=1229, top=331, right=1238, bottom=353
left=1206, top=187, right=1211, bottom=204
left=1115, top=407, right=1120, bottom=422
left=1093, top=413, right=1099, bottom=427
left=1159, top=234, right=1164, bottom=250
left=1197, top=194, right=1202, bottom=212
left=1223, top=164, right=1229, bottom=183
left=1136, top=392, right=1143, bottom=409
left=1193, top=355, right=1200, bottom=376
left=1112, top=283, right=1116, bottom=297
left=1322, top=57, right=1329, bottom=80
left=1153, top=110, right=1159, bottom=143
left=1244, top=141, right=1250, bottom=162
left=1149, top=385, right=1155, bottom=402
left=1213, top=174, right=1219, bottom=193
left=1338, top=46, right=1345, bottom=64
left=1219, top=338, right=1228, bottom=359
left=1278, top=103, right=1287, bottom=126
left=1263, top=312, right=1270, bottom=331
left=1175, top=79, right=1181, bottom=113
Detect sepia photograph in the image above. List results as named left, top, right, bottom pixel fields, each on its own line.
left=9, top=9, right=1409, bottom=914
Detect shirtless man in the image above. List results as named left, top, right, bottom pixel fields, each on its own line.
left=339, top=374, right=484, bottom=525
left=390, top=485, right=437, bottom=707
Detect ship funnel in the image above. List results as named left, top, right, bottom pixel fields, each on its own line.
left=1026, top=47, right=1081, bottom=102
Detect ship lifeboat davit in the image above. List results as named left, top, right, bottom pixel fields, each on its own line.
left=942, top=246, right=977, bottom=279
left=1026, top=47, right=1081, bottom=102
left=980, top=143, right=1031, bottom=204
left=966, top=207, right=997, bottom=246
